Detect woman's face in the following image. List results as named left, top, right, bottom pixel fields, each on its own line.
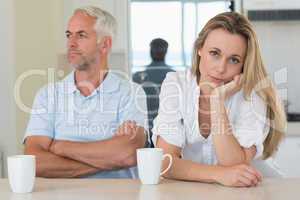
left=198, top=28, right=247, bottom=86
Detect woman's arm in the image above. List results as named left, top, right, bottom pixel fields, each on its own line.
left=209, top=75, right=258, bottom=166
left=210, top=96, right=257, bottom=166
left=156, top=136, right=261, bottom=187
left=157, top=136, right=219, bottom=182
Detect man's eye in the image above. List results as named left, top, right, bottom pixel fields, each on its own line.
left=66, top=34, right=71, bottom=38
left=79, top=34, right=87, bottom=38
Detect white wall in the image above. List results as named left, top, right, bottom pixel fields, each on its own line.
left=252, top=21, right=300, bottom=112
left=244, top=0, right=300, bottom=10
left=0, top=0, right=17, bottom=177
left=242, top=0, right=300, bottom=112
left=274, top=136, right=300, bottom=177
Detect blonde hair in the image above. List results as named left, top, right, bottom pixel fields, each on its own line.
left=191, top=12, right=286, bottom=159
left=74, top=6, right=117, bottom=40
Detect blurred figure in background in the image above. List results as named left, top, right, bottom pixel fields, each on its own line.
left=133, top=38, right=175, bottom=147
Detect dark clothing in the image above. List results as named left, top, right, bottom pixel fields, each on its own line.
left=132, top=61, right=175, bottom=147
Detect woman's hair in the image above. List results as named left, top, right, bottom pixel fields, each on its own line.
left=191, top=12, right=286, bottom=159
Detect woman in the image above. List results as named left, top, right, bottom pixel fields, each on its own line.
left=151, top=12, right=286, bottom=187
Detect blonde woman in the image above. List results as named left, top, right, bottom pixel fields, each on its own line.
left=152, top=12, right=286, bottom=187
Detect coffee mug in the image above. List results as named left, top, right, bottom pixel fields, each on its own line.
left=7, top=155, right=36, bottom=193
left=137, top=148, right=172, bottom=184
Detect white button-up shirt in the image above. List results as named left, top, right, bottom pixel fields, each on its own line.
left=152, top=69, right=270, bottom=165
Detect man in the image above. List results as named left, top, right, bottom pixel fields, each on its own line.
left=133, top=38, right=174, bottom=146
left=24, top=6, right=148, bottom=178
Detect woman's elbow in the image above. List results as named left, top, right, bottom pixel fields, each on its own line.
left=217, top=155, right=249, bottom=166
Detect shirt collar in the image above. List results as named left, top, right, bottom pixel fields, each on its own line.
left=63, top=70, right=120, bottom=95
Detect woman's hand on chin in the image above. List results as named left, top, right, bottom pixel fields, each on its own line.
left=211, top=74, right=243, bottom=101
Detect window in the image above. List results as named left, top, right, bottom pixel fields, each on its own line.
left=130, top=0, right=232, bottom=72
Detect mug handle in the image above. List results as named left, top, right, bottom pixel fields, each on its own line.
left=160, top=154, right=173, bottom=176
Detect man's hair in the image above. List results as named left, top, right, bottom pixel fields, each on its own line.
left=150, top=38, right=168, bottom=62
left=74, top=6, right=117, bottom=40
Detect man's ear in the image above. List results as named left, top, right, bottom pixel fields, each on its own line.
left=98, top=36, right=112, bottom=54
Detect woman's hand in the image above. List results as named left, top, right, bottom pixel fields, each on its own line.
left=211, top=74, right=243, bottom=101
left=215, top=164, right=262, bottom=187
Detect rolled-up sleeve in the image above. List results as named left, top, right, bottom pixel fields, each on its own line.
left=231, top=92, right=269, bottom=159
left=151, top=73, right=186, bottom=148
left=23, top=85, right=55, bottom=143
left=119, top=83, right=149, bottom=135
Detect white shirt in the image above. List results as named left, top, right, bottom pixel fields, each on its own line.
left=152, top=69, right=270, bottom=165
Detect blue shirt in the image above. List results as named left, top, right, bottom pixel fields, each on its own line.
left=24, top=71, right=148, bottom=178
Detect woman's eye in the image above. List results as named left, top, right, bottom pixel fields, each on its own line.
left=209, top=51, right=218, bottom=57
left=229, top=57, right=240, bottom=64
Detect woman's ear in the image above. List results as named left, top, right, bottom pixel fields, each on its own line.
left=197, top=48, right=202, bottom=57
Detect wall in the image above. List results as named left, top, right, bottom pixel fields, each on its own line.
left=242, top=0, right=300, bottom=112
left=251, top=21, right=300, bottom=112
left=14, top=0, right=64, bottom=154
left=243, top=0, right=300, bottom=10
left=274, top=135, right=300, bottom=177
left=0, top=0, right=17, bottom=178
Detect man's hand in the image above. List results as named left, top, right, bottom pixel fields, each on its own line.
left=115, top=121, right=138, bottom=140
left=211, top=74, right=243, bottom=101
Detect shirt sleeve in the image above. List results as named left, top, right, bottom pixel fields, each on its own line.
left=151, top=72, right=186, bottom=148
left=231, top=91, right=269, bottom=159
left=23, top=85, right=55, bottom=143
left=118, top=83, right=149, bottom=136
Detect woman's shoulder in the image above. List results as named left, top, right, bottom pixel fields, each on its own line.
left=229, top=89, right=267, bottom=115
left=231, top=89, right=265, bottom=104
left=163, top=68, right=196, bottom=88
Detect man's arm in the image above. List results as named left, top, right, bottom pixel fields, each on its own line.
left=50, top=126, right=147, bottom=169
left=24, top=136, right=100, bottom=178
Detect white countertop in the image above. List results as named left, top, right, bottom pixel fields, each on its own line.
left=1, top=178, right=300, bottom=200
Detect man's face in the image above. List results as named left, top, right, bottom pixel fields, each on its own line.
left=66, top=12, right=99, bottom=70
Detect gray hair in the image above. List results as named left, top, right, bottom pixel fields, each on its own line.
left=74, top=6, right=117, bottom=41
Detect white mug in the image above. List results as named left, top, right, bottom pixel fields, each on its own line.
left=7, top=155, right=36, bottom=193
left=137, top=148, right=172, bottom=185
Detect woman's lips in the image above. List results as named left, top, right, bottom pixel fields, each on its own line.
left=208, top=75, right=224, bottom=83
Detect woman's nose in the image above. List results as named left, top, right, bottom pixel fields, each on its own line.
left=215, top=58, right=226, bottom=74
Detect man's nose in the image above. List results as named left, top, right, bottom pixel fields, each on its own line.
left=68, top=36, right=78, bottom=49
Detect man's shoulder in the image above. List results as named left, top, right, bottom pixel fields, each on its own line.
left=110, top=72, right=143, bottom=95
